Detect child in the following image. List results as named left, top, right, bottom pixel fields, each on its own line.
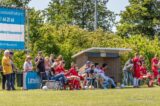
left=139, top=63, right=148, bottom=86
left=147, top=72, right=154, bottom=87
left=139, top=63, right=147, bottom=80
left=86, top=64, right=96, bottom=89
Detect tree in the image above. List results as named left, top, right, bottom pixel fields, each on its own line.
left=0, top=0, right=31, bottom=7
left=28, top=8, right=44, bottom=50
left=33, top=24, right=60, bottom=55
left=45, top=0, right=72, bottom=26
left=46, top=0, right=116, bottom=31
left=117, top=0, right=160, bottom=37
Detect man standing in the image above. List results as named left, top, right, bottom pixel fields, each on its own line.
left=132, top=53, right=141, bottom=88
left=35, top=51, right=45, bottom=80
left=2, top=50, right=14, bottom=90
left=9, top=51, right=17, bottom=90
left=122, top=59, right=134, bottom=87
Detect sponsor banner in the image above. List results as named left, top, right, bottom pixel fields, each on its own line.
left=23, top=71, right=41, bottom=90
left=0, top=7, right=25, bottom=25
left=0, top=7, right=25, bottom=50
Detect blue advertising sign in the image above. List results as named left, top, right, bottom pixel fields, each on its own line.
left=23, top=71, right=41, bottom=90
left=0, top=7, right=25, bottom=50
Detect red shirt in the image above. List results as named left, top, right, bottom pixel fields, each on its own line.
left=139, top=66, right=147, bottom=76
left=151, top=57, right=158, bottom=71
left=65, top=67, right=78, bottom=76
left=133, top=57, right=141, bottom=78
left=133, top=57, right=141, bottom=70
left=55, top=66, right=65, bottom=75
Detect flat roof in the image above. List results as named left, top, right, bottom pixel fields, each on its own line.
left=72, top=47, right=132, bottom=58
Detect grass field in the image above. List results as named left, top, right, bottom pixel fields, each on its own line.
left=0, top=87, right=160, bottom=106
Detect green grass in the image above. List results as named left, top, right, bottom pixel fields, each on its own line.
left=0, top=87, right=160, bottom=106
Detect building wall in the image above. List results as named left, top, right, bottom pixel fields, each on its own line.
left=75, top=53, right=88, bottom=70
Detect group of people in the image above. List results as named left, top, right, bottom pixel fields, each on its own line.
left=83, top=61, right=116, bottom=89
left=2, top=50, right=160, bottom=91
left=0, top=50, right=17, bottom=90
left=24, top=51, right=117, bottom=90
left=122, top=53, right=160, bottom=88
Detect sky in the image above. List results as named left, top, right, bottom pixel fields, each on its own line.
left=29, top=0, right=129, bottom=31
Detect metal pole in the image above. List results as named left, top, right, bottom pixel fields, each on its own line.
left=94, top=0, right=98, bottom=31
left=26, top=7, right=29, bottom=51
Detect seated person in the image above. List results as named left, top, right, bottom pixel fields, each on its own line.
left=94, top=63, right=105, bottom=88
left=84, top=61, right=92, bottom=75
left=86, top=64, right=96, bottom=89
left=55, top=60, right=65, bottom=75
left=100, top=63, right=116, bottom=89
left=65, top=62, right=81, bottom=89
left=50, top=61, right=67, bottom=87
left=65, top=62, right=79, bottom=80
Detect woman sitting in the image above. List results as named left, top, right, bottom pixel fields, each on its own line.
left=50, top=61, right=67, bottom=89
left=65, top=62, right=81, bottom=90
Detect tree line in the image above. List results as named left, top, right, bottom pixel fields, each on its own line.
left=0, top=0, right=160, bottom=69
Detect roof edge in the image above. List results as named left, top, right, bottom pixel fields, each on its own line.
left=72, top=47, right=132, bottom=59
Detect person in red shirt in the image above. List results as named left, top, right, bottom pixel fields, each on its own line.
left=132, top=53, right=141, bottom=88
left=51, top=60, right=67, bottom=89
left=147, top=72, right=154, bottom=87
left=65, top=62, right=81, bottom=89
left=151, top=54, right=159, bottom=79
left=140, top=63, right=147, bottom=76
left=139, top=63, right=147, bottom=80
left=55, top=61, right=65, bottom=75
left=65, top=62, right=79, bottom=79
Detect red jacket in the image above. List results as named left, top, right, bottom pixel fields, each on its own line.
left=55, top=66, right=65, bottom=75
left=65, top=67, right=78, bottom=76
left=133, top=57, right=141, bottom=78
left=151, top=57, right=158, bottom=72
left=139, top=66, right=147, bottom=76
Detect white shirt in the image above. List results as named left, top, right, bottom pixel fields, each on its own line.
left=23, top=61, right=33, bottom=72
left=94, top=68, right=104, bottom=74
